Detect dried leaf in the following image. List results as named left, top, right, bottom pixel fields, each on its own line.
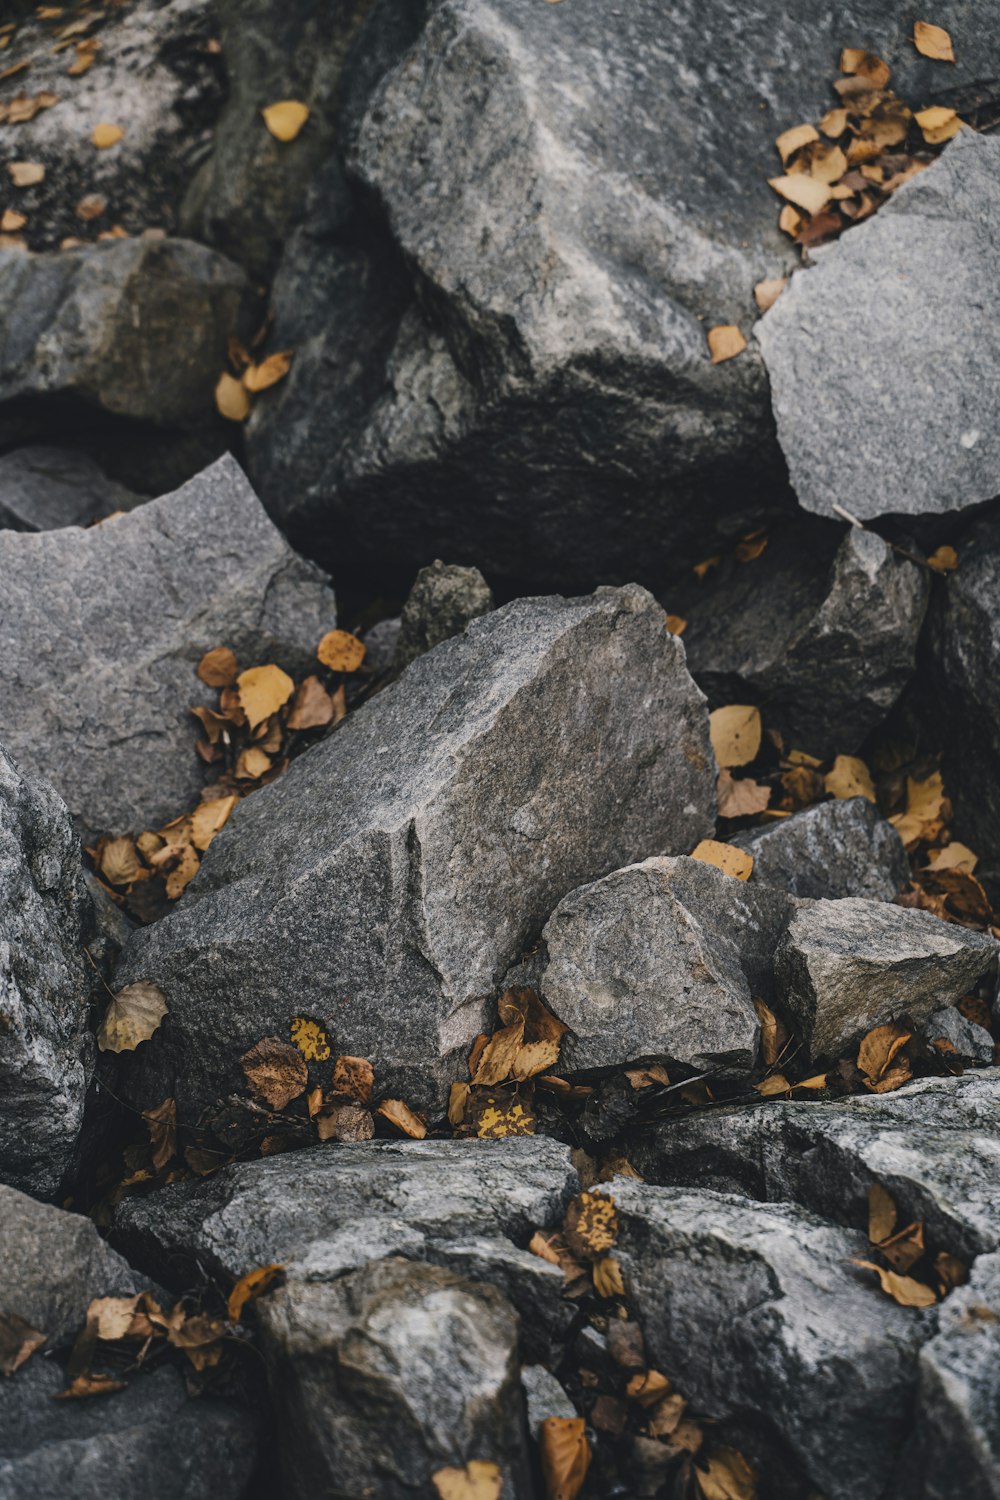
left=819, top=106, right=850, bottom=137
left=754, top=1073, right=791, bottom=1097
left=189, top=796, right=237, bottom=853
left=91, top=121, right=124, bottom=148
left=197, top=646, right=238, bottom=687
left=935, top=1251, right=969, bottom=1294
left=0, top=209, right=26, bottom=232
left=237, top=664, right=294, bottom=729
left=448, top=1081, right=470, bottom=1127
left=243, top=351, right=293, bottom=392
left=376, top=1098, right=427, bottom=1138
left=768, top=173, right=832, bottom=215
left=564, top=1191, right=618, bottom=1261
left=227, top=1263, right=286, bottom=1323
left=287, top=675, right=334, bottom=730
left=927, top=545, right=958, bottom=573
left=665, top=613, right=687, bottom=635
left=626, top=1369, right=673, bottom=1407
left=540, top=1416, right=591, bottom=1500
left=753, top=277, right=787, bottom=313
left=99, top=836, right=141, bottom=887
left=8, top=161, right=45, bottom=187
left=852, top=1258, right=937, bottom=1307
left=55, top=1373, right=127, bottom=1399
left=775, top=122, right=819, bottom=162
left=165, top=1312, right=226, bottom=1371
left=472, top=1019, right=525, bottom=1086
left=215, top=372, right=250, bottom=421
left=690, top=839, right=754, bottom=881
left=529, top=1230, right=563, bottom=1266
left=143, top=1096, right=176, bottom=1172
left=754, top=998, right=788, bottom=1068
left=316, top=1100, right=374, bottom=1142
left=707, top=325, right=747, bottom=364
left=868, top=1183, right=898, bottom=1244
left=316, top=629, right=367, bottom=673
left=97, top=980, right=167, bottom=1053
left=432, top=1462, right=503, bottom=1500
left=920, top=867, right=993, bottom=923
left=924, top=841, right=977, bottom=873
left=240, top=1035, right=308, bottom=1110
left=824, top=754, right=876, bottom=803
left=0, top=1312, right=46, bottom=1376
left=290, top=1015, right=331, bottom=1061
left=839, top=49, right=891, bottom=87
left=913, top=21, right=955, bottom=62
left=236, top=746, right=272, bottom=781
left=593, top=1256, right=625, bottom=1298
left=498, top=986, right=568, bottom=1080
left=735, top=533, right=769, bottom=563
left=710, top=705, right=761, bottom=768
left=717, top=768, right=770, bottom=818
left=261, top=99, right=310, bottom=142
left=472, top=1091, right=535, bottom=1138
left=164, top=843, right=199, bottom=900
left=778, top=203, right=803, bottom=237
left=625, top=1064, right=671, bottom=1090
left=695, top=1448, right=757, bottom=1500
left=915, top=105, right=961, bottom=144
left=880, top=1220, right=925, bottom=1274
left=330, top=1055, right=374, bottom=1104
left=890, top=771, right=948, bottom=848
left=858, top=1021, right=912, bottom=1085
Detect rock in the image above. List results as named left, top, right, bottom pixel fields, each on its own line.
left=757, top=133, right=1000, bottom=527
left=0, top=239, right=254, bottom=493
left=246, top=0, right=1000, bottom=593
left=775, top=898, right=996, bottom=1062
left=613, top=1179, right=931, bottom=1500
left=109, top=584, right=715, bottom=1119
left=394, top=559, right=495, bottom=669
left=630, top=1071, right=1000, bottom=1264
left=361, top=615, right=402, bottom=675
left=520, top=1364, right=576, bottom=1439
left=0, top=1186, right=254, bottom=1500
left=0, top=454, right=337, bottom=837
left=0, top=745, right=95, bottom=1199
left=256, top=1257, right=531, bottom=1499
left=0, top=447, right=139, bottom=532
left=730, top=797, right=910, bottom=902
left=670, top=520, right=929, bottom=757
left=538, top=856, right=795, bottom=1076
left=923, top=1007, right=995, bottom=1068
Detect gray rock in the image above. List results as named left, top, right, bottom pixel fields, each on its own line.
left=731, top=797, right=910, bottom=902
left=395, top=559, right=495, bottom=669
left=0, top=746, right=95, bottom=1199
left=614, top=1180, right=931, bottom=1500
left=923, top=1006, right=995, bottom=1068
left=630, top=1071, right=1000, bottom=1264
left=758, top=133, right=1000, bottom=526
left=109, top=584, right=715, bottom=1119
left=776, top=898, right=997, bottom=1061
left=520, top=1364, right=576, bottom=1439
left=256, top=1258, right=531, bottom=1499
left=672, top=521, right=929, bottom=758
left=539, top=855, right=796, bottom=1076
left=0, top=454, right=337, bottom=837
left=361, top=615, right=402, bottom=675
left=0, top=447, right=139, bottom=532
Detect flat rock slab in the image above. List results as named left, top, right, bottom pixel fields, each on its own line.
left=110, top=584, right=715, bottom=1119
left=0, top=447, right=139, bottom=532
left=776, top=897, right=997, bottom=1061
left=0, top=454, right=337, bottom=837
left=731, top=797, right=909, bottom=902
left=757, top=133, right=1000, bottom=524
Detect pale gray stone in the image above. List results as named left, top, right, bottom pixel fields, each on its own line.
left=0, top=455, right=337, bottom=837
left=731, top=797, right=910, bottom=902
left=109, top=585, right=715, bottom=1120
left=923, top=1007, right=995, bottom=1067
left=521, top=1364, right=575, bottom=1439
left=361, top=616, right=402, bottom=675
left=757, top=133, right=1000, bottom=526
left=776, top=898, right=997, bottom=1061
left=395, top=559, right=495, bottom=668
left=0, top=447, right=138, bottom=532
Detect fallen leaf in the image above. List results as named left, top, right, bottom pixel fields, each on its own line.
left=839, top=49, right=891, bottom=87
left=778, top=203, right=802, bottom=237
left=197, top=646, right=238, bottom=687
left=236, top=746, right=272, bottom=781
left=189, top=796, right=237, bottom=853
left=164, top=843, right=199, bottom=900
left=753, top=277, right=787, bottom=313
left=693, top=555, right=721, bottom=580
left=625, top=1063, right=671, bottom=1090
left=927, top=545, right=958, bottom=573
left=290, top=1015, right=331, bottom=1061
left=707, top=325, right=747, bottom=364
left=55, top=1373, right=127, bottom=1399
left=754, top=998, right=788, bottom=1068
left=880, top=1219, right=925, bottom=1274
left=868, top=1183, right=898, bottom=1244
left=665, top=613, right=688, bottom=635
left=237, top=664, right=294, bottom=729
left=316, top=1100, right=374, bottom=1142
left=472, top=1018, right=524, bottom=1086
left=768, top=173, right=832, bottom=215
left=529, top=1230, right=563, bottom=1266
left=754, top=1073, right=791, bottom=1097
left=87, top=1295, right=143, bottom=1342
left=913, top=20, right=955, bottom=62
left=165, top=1311, right=226, bottom=1371
left=67, top=48, right=96, bottom=75
left=97, top=980, right=168, bottom=1053
left=564, top=1191, right=618, bottom=1261
left=215, top=371, right=250, bottom=421
left=287, top=675, right=334, bottom=730
left=0, top=209, right=26, bottom=232
left=710, top=705, right=762, bottom=769
left=824, top=754, right=876, bottom=803
left=858, top=1020, right=912, bottom=1086
left=472, top=1090, right=535, bottom=1138
left=243, top=351, right=293, bottom=393
left=735, top=532, right=769, bottom=563
left=448, top=1081, right=470, bottom=1127
left=540, top=1417, right=591, bottom=1500
left=717, top=768, right=770, bottom=818
left=695, top=1447, right=757, bottom=1500
left=91, top=121, right=124, bottom=148
left=240, top=1036, right=308, bottom=1109
left=626, top=1369, right=673, bottom=1407
left=935, top=1251, right=969, bottom=1294
left=924, top=841, right=977, bottom=873
left=261, top=99, right=310, bottom=142
left=890, top=771, right=948, bottom=847
left=499, top=986, right=568, bottom=1080
left=0, top=1312, right=46, bottom=1376
left=7, top=161, right=45, bottom=187
left=592, top=1256, right=625, bottom=1298
left=227, top=1263, right=286, bottom=1323
left=99, top=836, right=141, bottom=887
left=143, top=1097, right=176, bottom=1172
left=316, top=629, right=366, bottom=673
left=331, top=1055, right=375, bottom=1104
left=376, top=1098, right=427, bottom=1138
left=432, top=1462, right=503, bottom=1500
left=690, top=839, right=754, bottom=881
left=920, top=867, right=993, bottom=923
left=915, top=105, right=961, bottom=143
left=775, top=122, right=819, bottom=162
left=819, top=106, right=850, bottom=137
left=852, top=1258, right=937, bottom=1307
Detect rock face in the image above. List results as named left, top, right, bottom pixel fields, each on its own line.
left=672, top=521, right=929, bottom=757
left=394, top=559, right=495, bottom=668
left=614, top=1180, right=930, bottom=1500
left=923, top=1007, right=995, bottom=1068
left=110, top=584, right=715, bottom=1119
left=0, top=447, right=138, bottom=532
left=731, top=797, right=909, bottom=902
left=776, top=898, right=997, bottom=1061
left=256, top=1258, right=532, bottom=1500
left=538, top=856, right=795, bottom=1076
left=0, top=1186, right=255, bottom=1500
left=758, top=133, right=1000, bottom=526
left=0, top=746, right=95, bottom=1200
left=0, top=455, right=338, bottom=837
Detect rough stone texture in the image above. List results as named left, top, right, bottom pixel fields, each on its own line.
left=776, top=898, right=997, bottom=1062
left=538, top=855, right=796, bottom=1076
left=630, top=1072, right=1000, bottom=1265
left=0, top=455, right=337, bottom=837
left=671, top=520, right=929, bottom=757
left=923, top=1007, right=995, bottom=1068
left=247, top=0, right=1000, bottom=593
left=521, top=1364, right=576, bottom=1439
left=731, top=797, right=910, bottom=902
left=256, top=1257, right=531, bottom=1499
left=0, top=1186, right=254, bottom=1500
left=0, top=746, right=95, bottom=1200
left=758, top=133, right=1000, bottom=526
left=110, top=585, right=715, bottom=1119
left=362, top=615, right=402, bottom=674
left=0, top=447, right=138, bottom=532
left=394, top=559, right=495, bottom=668
left=613, top=1180, right=931, bottom=1500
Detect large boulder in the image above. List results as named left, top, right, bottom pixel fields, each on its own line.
left=0, top=454, right=338, bottom=837
left=0, top=746, right=95, bottom=1199
left=109, top=584, right=715, bottom=1119
left=757, top=133, right=1000, bottom=527
left=730, top=797, right=910, bottom=902
left=0, top=446, right=138, bottom=532
left=246, top=0, right=1000, bottom=593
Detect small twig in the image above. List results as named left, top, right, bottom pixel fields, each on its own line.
left=831, top=502, right=938, bottom=571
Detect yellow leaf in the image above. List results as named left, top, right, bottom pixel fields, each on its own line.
left=227, top=1263, right=286, bottom=1324
left=890, top=771, right=946, bottom=847
left=924, top=841, right=977, bottom=873
left=197, top=645, right=238, bottom=687
left=819, top=107, right=850, bottom=138
left=695, top=1447, right=757, bottom=1500
left=768, top=173, right=832, bottom=216
left=913, top=20, right=955, bottom=62
left=7, top=160, right=45, bottom=187
left=915, top=105, right=961, bottom=144
left=710, top=704, right=762, bottom=768
left=317, top=629, right=367, bottom=673
left=432, top=1462, right=503, bottom=1500
left=754, top=1073, right=791, bottom=1097
left=97, top=980, right=168, bottom=1053
left=237, top=663, right=294, bottom=728
left=236, top=746, right=272, bottom=780
left=774, top=123, right=819, bottom=163
left=753, top=998, right=787, bottom=1068
left=778, top=203, right=802, bottom=237
left=868, top=1183, right=898, bottom=1244
left=240, top=1035, right=308, bottom=1110
left=189, top=796, right=237, bottom=853
left=707, top=325, right=747, bottom=364
left=290, top=1016, right=331, bottom=1061
left=164, top=842, right=199, bottom=900
left=626, top=1369, right=673, bottom=1407
left=215, top=371, right=251, bottom=422
left=852, top=1259, right=937, bottom=1308
left=0, top=209, right=26, bottom=232
left=665, top=613, right=687, bottom=635
left=927, top=545, right=958, bottom=573
left=717, top=768, right=770, bottom=818
left=839, top=49, right=891, bottom=87
left=91, top=121, right=124, bottom=148
left=261, top=99, right=310, bottom=142
left=691, top=840, right=754, bottom=881
left=448, top=1081, right=470, bottom=1127
left=243, top=350, right=294, bottom=392
left=473, top=1092, right=535, bottom=1138
left=753, top=277, right=787, bottom=313
left=592, top=1256, right=625, bottom=1298
left=564, top=1191, right=618, bottom=1260
left=377, top=1098, right=428, bottom=1138
left=824, top=754, right=876, bottom=803
left=87, top=1294, right=142, bottom=1341
left=858, top=1020, right=912, bottom=1085
left=472, top=1019, right=525, bottom=1086
left=540, top=1417, right=591, bottom=1500
left=330, top=1054, right=375, bottom=1104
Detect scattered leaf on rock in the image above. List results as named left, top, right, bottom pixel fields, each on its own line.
left=0, top=1312, right=46, bottom=1376
left=707, top=325, right=747, bottom=364
left=290, top=1015, right=331, bottom=1061
left=8, top=161, right=45, bottom=187
left=261, top=99, right=310, bottom=141
left=913, top=20, right=955, bottom=62
left=240, top=1035, right=308, bottom=1110
left=215, top=371, right=250, bottom=422
left=143, top=1096, right=177, bottom=1172
left=753, top=277, right=788, bottom=313
left=237, top=663, right=294, bottom=729
left=775, top=122, right=819, bottom=163
left=915, top=105, right=961, bottom=144
left=316, top=629, right=367, bottom=673
left=197, top=646, right=238, bottom=687
left=97, top=980, right=168, bottom=1053
left=377, top=1098, right=427, bottom=1138
left=717, top=768, right=770, bottom=818
left=471, top=1090, right=535, bottom=1138
left=695, top=1447, right=758, bottom=1500
left=330, top=1054, right=375, bottom=1103
left=768, top=173, right=832, bottom=216
left=852, top=1258, right=937, bottom=1307
left=690, top=839, right=754, bottom=881
left=824, top=754, right=876, bottom=803
left=189, top=796, right=237, bottom=852
left=710, top=704, right=762, bottom=768
left=564, top=1191, right=618, bottom=1261
left=858, top=1020, right=912, bottom=1092
left=287, top=675, right=334, bottom=729
left=927, top=545, right=958, bottom=573
left=868, top=1183, right=898, bottom=1244
left=99, top=835, right=141, bottom=887
left=243, top=351, right=293, bottom=393
left=432, top=1462, right=503, bottom=1500
left=91, top=121, right=124, bottom=148
left=227, top=1263, right=286, bottom=1324
left=754, top=998, right=788, bottom=1068
left=540, top=1417, right=591, bottom=1500
left=593, top=1256, right=625, bottom=1298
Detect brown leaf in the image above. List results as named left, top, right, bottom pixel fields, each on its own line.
left=164, top=843, right=200, bottom=900
left=189, top=796, right=237, bottom=853
left=852, top=1258, right=937, bottom=1307
left=236, top=746, right=272, bottom=781
left=774, top=122, right=819, bottom=162
left=97, top=981, right=168, bottom=1053
left=707, top=325, right=747, bottom=364
left=529, top=1230, right=563, bottom=1266
left=165, top=1311, right=226, bottom=1370
left=55, top=1373, right=127, bottom=1399
left=824, top=755, right=876, bottom=803
left=625, top=1064, right=672, bottom=1090
left=753, top=998, right=788, bottom=1068
left=316, top=1100, right=375, bottom=1142
left=778, top=203, right=803, bottom=237
left=376, top=1098, right=427, bottom=1138
left=91, top=121, right=124, bottom=148
left=7, top=160, right=45, bottom=188
left=243, top=351, right=293, bottom=393
left=540, top=1416, right=591, bottom=1500
left=99, top=836, right=141, bottom=887
left=690, top=840, right=754, bottom=881
left=935, top=1251, right=969, bottom=1295
left=143, top=1097, right=177, bottom=1172
left=717, top=768, right=770, bottom=818
left=499, top=986, right=568, bottom=1080
left=924, top=841, right=977, bottom=873
left=330, top=1055, right=375, bottom=1104
left=0, top=1312, right=46, bottom=1376
left=868, top=1183, right=898, bottom=1244
left=197, top=646, right=238, bottom=687
left=237, top=664, right=294, bottom=729
left=448, top=1081, right=470, bottom=1127
left=919, top=867, right=993, bottom=923
left=890, top=771, right=948, bottom=848
left=287, top=675, right=334, bottom=730
left=839, top=49, right=891, bottom=87
left=665, top=613, right=687, bottom=635
left=471, top=1018, right=525, bottom=1086
left=880, top=1220, right=925, bottom=1274
left=0, top=209, right=26, bottom=233
left=564, top=1191, right=618, bottom=1261
left=754, top=1073, right=791, bottom=1097
left=626, top=1369, right=673, bottom=1407
left=316, top=629, right=366, bottom=674
left=710, top=705, right=762, bottom=768
left=866, top=1060, right=913, bottom=1094
left=215, top=372, right=250, bottom=421
left=695, top=1447, right=757, bottom=1500
left=753, top=277, right=787, bottom=313
left=768, top=173, right=832, bottom=216
left=913, top=20, right=955, bottom=62
left=915, top=105, right=962, bottom=144
left=592, top=1256, right=625, bottom=1298
left=858, top=1021, right=912, bottom=1085
left=240, top=1036, right=308, bottom=1110
left=227, top=1263, right=286, bottom=1324
left=432, top=1462, right=503, bottom=1500
left=927, top=545, right=958, bottom=573
left=261, top=99, right=310, bottom=141
left=471, top=1089, right=535, bottom=1138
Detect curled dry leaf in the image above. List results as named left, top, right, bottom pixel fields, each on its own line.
left=197, top=646, right=238, bottom=688
left=448, top=1081, right=470, bottom=1127
left=717, top=768, right=770, bottom=819
left=330, top=1054, right=375, bottom=1104
left=97, top=980, right=168, bottom=1053
left=189, top=796, right=237, bottom=852
left=824, top=754, right=876, bottom=803
left=690, top=839, right=754, bottom=881
left=754, top=1073, right=791, bottom=1097
left=913, top=20, right=955, bottom=62
left=501, top=986, right=568, bottom=1080
left=540, top=1417, right=591, bottom=1500
left=858, top=1020, right=912, bottom=1088
left=924, top=841, right=977, bottom=873
left=927, top=545, right=958, bottom=573
left=91, top=121, right=124, bottom=148
left=753, top=277, right=787, bottom=313
left=592, top=1256, right=625, bottom=1298
left=753, top=998, right=788, bottom=1068
left=236, top=746, right=272, bottom=780
left=0, top=208, right=26, bottom=232
left=243, top=350, right=293, bottom=393
left=774, top=122, right=818, bottom=162
left=768, top=173, right=832, bottom=216
left=868, top=1182, right=898, bottom=1244
left=164, top=842, right=199, bottom=900
left=432, top=1462, right=503, bottom=1500
left=287, top=675, right=334, bottom=730
left=0, top=1312, right=46, bottom=1376
left=99, top=835, right=141, bottom=887
left=839, top=49, right=891, bottom=87
left=143, top=1096, right=177, bottom=1172
left=316, top=629, right=367, bottom=674
left=710, top=704, right=761, bottom=768
left=261, top=99, right=310, bottom=141
left=852, top=1258, right=937, bottom=1308
left=290, top=1015, right=331, bottom=1061
left=890, top=771, right=947, bottom=848
left=8, top=161, right=45, bottom=187
left=665, top=613, right=687, bottom=635
left=237, top=663, right=294, bottom=729
left=707, top=325, right=747, bottom=364
left=56, top=1373, right=127, bottom=1399
left=240, top=1035, right=308, bottom=1110
left=215, top=371, right=250, bottom=422
left=227, top=1263, right=286, bottom=1324
left=915, top=105, right=961, bottom=144
left=695, top=1447, right=757, bottom=1500
left=376, top=1097, right=428, bottom=1138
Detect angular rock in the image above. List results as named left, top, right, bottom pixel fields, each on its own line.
left=614, top=1180, right=930, bottom=1500
left=630, top=1071, right=1000, bottom=1264
left=758, top=133, right=1000, bottom=527
left=110, top=585, right=715, bottom=1118
left=394, top=559, right=495, bottom=669
left=256, top=1258, right=531, bottom=1499
left=0, top=1186, right=255, bottom=1500
left=0, top=447, right=138, bottom=532
left=671, top=520, right=929, bottom=757
left=775, top=898, right=997, bottom=1062
left=0, top=454, right=337, bottom=836
left=0, top=746, right=95, bottom=1199
left=362, top=615, right=402, bottom=675
left=731, top=797, right=909, bottom=902
left=538, top=856, right=795, bottom=1076
left=923, top=1006, right=995, bottom=1068
left=521, top=1364, right=576, bottom=1439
